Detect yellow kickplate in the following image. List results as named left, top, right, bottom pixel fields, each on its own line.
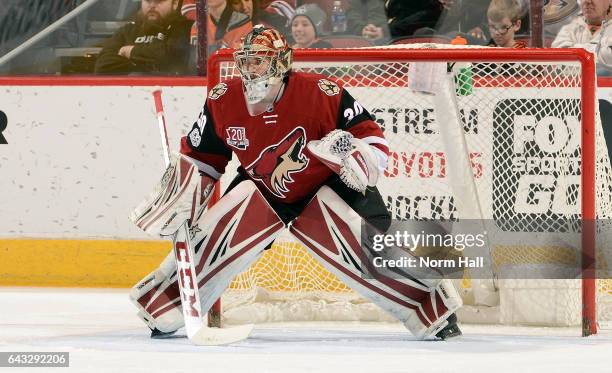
left=0, top=239, right=171, bottom=287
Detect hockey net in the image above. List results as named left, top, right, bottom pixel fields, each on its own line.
left=208, top=46, right=612, bottom=334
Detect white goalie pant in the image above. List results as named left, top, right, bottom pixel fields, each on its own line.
left=289, top=186, right=462, bottom=339
left=131, top=180, right=285, bottom=332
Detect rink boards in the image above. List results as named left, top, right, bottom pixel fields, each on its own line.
left=0, top=76, right=610, bottom=287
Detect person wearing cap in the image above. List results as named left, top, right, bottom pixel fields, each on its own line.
left=291, top=4, right=333, bottom=48
left=229, top=0, right=296, bottom=36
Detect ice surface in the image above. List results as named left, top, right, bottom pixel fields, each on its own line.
left=1, top=288, right=611, bottom=373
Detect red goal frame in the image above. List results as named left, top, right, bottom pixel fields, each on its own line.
left=206, top=47, right=598, bottom=336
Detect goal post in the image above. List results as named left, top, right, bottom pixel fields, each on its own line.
left=206, top=46, right=609, bottom=336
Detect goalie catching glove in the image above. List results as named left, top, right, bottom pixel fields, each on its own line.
left=307, top=130, right=380, bottom=192
left=129, top=153, right=215, bottom=237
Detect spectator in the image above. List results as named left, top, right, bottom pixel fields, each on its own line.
left=595, top=20, right=611, bottom=75
left=346, top=0, right=389, bottom=44
left=181, top=0, right=252, bottom=53
left=291, top=4, right=332, bottom=48
left=260, top=0, right=296, bottom=29
left=486, top=0, right=527, bottom=48
left=229, top=0, right=253, bottom=18
left=381, top=0, right=443, bottom=39
left=230, top=0, right=295, bottom=36
left=95, top=0, right=193, bottom=75
left=552, top=0, right=611, bottom=74
left=474, top=0, right=527, bottom=77
left=429, top=0, right=491, bottom=44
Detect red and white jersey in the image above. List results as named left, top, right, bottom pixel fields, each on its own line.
left=180, top=72, right=389, bottom=203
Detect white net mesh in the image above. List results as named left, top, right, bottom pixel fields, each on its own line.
left=212, top=45, right=612, bottom=328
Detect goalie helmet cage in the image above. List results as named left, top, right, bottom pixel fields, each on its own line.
left=206, top=47, right=611, bottom=337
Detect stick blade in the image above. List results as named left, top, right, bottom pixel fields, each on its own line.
left=189, top=324, right=254, bottom=346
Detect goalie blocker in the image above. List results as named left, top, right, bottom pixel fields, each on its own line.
left=129, top=153, right=215, bottom=237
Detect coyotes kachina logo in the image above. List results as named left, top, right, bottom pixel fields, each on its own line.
left=246, top=127, right=309, bottom=198
left=209, top=83, right=228, bottom=100
left=318, top=79, right=339, bottom=96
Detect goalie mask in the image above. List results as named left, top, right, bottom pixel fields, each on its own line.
left=234, top=25, right=293, bottom=115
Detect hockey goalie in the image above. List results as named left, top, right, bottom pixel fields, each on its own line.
left=129, top=25, right=463, bottom=343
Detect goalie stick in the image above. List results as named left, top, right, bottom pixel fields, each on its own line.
left=151, top=88, right=253, bottom=345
